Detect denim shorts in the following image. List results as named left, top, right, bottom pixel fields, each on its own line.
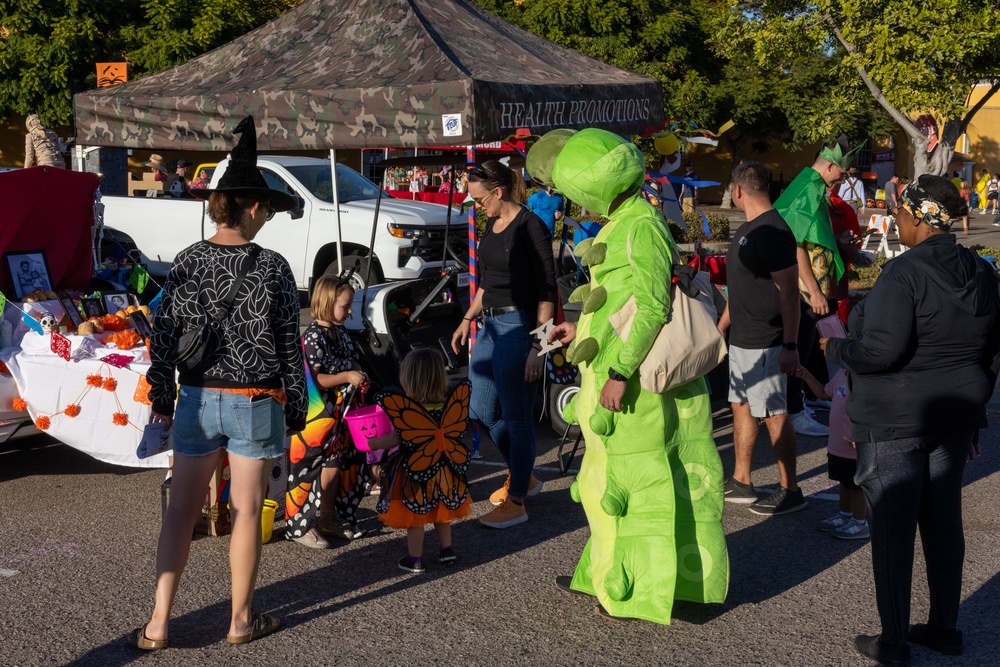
left=172, top=386, right=284, bottom=460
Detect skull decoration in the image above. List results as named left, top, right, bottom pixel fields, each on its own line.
left=38, top=311, right=57, bottom=333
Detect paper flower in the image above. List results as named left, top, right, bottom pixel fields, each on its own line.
left=105, top=330, right=141, bottom=350
left=35, top=416, right=50, bottom=430
left=87, top=374, right=103, bottom=387
left=112, top=412, right=129, bottom=426
left=11, top=397, right=27, bottom=412
left=64, top=404, right=81, bottom=417
left=102, top=377, right=118, bottom=391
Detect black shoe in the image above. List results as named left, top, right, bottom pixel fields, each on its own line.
left=555, top=575, right=592, bottom=598
left=438, top=547, right=458, bottom=566
left=854, top=634, right=911, bottom=666
left=908, top=624, right=963, bottom=655
left=723, top=477, right=758, bottom=504
left=749, top=486, right=806, bottom=516
left=398, top=556, right=426, bottom=574
left=595, top=603, right=634, bottom=622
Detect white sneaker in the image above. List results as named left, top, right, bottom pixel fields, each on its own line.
left=804, top=398, right=832, bottom=410
left=791, top=410, right=829, bottom=437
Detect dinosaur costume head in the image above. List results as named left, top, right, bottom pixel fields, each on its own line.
left=551, top=129, right=645, bottom=216
left=525, top=128, right=576, bottom=188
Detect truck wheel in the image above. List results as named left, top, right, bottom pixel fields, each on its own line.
left=548, top=378, right=581, bottom=437
left=322, top=254, right=383, bottom=292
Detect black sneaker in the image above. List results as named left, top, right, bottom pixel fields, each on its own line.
left=723, top=477, right=758, bottom=504
left=748, top=486, right=806, bottom=516
left=854, top=635, right=911, bottom=666
left=398, top=556, right=426, bottom=574
left=908, top=624, right=963, bottom=655
left=438, top=547, right=458, bottom=566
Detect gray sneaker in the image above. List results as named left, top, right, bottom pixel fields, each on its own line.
left=749, top=486, right=806, bottom=516
left=292, top=527, right=332, bottom=549
left=817, top=513, right=851, bottom=532
left=832, top=518, right=870, bottom=540
left=723, top=477, right=758, bottom=504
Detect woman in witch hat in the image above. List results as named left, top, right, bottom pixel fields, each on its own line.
left=134, top=116, right=306, bottom=650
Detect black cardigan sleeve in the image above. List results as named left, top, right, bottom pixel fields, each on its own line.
left=523, top=213, right=558, bottom=309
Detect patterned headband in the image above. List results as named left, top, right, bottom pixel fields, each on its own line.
left=899, top=180, right=954, bottom=231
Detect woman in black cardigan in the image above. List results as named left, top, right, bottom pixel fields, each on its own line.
left=451, top=160, right=557, bottom=529
left=824, top=175, right=1000, bottom=665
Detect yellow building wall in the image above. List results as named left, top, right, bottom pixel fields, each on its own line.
left=963, top=83, right=1000, bottom=174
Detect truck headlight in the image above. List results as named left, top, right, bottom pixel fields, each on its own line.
left=387, top=224, right=425, bottom=239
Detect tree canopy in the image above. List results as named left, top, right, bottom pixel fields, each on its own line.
left=736, top=0, right=1000, bottom=175
left=0, top=0, right=295, bottom=126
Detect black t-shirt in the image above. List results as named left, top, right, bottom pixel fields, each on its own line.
left=478, top=208, right=557, bottom=312
left=726, top=209, right=798, bottom=348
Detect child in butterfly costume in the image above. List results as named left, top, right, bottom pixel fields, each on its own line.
left=286, top=276, right=371, bottom=548
left=367, top=348, right=472, bottom=573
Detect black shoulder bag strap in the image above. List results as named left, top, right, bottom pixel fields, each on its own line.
left=211, top=245, right=262, bottom=326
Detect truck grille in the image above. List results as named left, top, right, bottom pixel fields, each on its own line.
left=415, top=226, right=466, bottom=262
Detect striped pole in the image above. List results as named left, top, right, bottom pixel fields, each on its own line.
left=467, top=144, right=480, bottom=457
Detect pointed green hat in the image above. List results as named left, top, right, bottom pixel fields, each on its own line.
left=820, top=140, right=867, bottom=170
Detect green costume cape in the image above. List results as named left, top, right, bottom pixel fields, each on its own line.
left=773, top=167, right=845, bottom=284
left=551, top=129, right=728, bottom=624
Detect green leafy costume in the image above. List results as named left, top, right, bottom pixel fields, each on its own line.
left=551, top=129, right=728, bottom=624
left=773, top=167, right=845, bottom=286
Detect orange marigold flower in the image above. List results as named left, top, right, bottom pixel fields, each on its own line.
left=64, top=404, right=81, bottom=417
left=102, top=377, right=118, bottom=391
left=35, top=416, right=50, bottom=430
left=12, top=397, right=27, bottom=412
left=112, top=411, right=129, bottom=426
left=86, top=374, right=103, bottom=387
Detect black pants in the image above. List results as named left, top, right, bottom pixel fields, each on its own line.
left=855, top=431, right=972, bottom=646
left=786, top=302, right=819, bottom=414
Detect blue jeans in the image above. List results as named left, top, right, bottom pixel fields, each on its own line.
left=172, top=386, right=284, bottom=460
left=855, top=430, right=972, bottom=646
left=469, top=310, right=538, bottom=497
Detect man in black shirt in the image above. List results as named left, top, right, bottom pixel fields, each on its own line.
left=717, top=161, right=805, bottom=516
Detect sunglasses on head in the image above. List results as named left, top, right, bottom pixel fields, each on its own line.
left=466, top=163, right=491, bottom=180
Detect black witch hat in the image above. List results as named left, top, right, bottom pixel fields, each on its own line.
left=188, top=115, right=298, bottom=212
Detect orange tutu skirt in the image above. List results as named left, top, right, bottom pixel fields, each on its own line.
left=378, top=472, right=473, bottom=529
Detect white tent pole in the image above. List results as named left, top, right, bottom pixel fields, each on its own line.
left=330, top=148, right=344, bottom=272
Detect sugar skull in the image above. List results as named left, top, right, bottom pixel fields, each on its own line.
left=38, top=311, right=57, bottom=333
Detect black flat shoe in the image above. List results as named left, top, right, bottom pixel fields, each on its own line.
left=595, top=603, right=634, bottom=622
left=908, top=624, right=963, bottom=656
left=854, top=634, right=910, bottom=666
left=555, top=575, right=591, bottom=598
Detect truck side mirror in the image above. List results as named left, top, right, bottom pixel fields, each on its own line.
left=290, top=194, right=305, bottom=220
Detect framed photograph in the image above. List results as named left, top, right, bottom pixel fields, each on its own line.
left=102, top=291, right=130, bottom=315
left=80, top=297, right=106, bottom=319
left=59, top=297, right=84, bottom=328
left=4, top=250, right=53, bottom=300
left=129, top=311, right=153, bottom=340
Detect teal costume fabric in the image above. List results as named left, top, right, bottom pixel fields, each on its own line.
left=551, top=129, right=729, bottom=624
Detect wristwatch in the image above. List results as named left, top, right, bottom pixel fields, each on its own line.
left=782, top=342, right=798, bottom=351
left=608, top=368, right=628, bottom=382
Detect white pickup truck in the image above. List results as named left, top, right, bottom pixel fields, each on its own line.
left=100, top=156, right=467, bottom=291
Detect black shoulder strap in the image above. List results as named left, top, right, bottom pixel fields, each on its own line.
left=213, top=245, right=262, bottom=324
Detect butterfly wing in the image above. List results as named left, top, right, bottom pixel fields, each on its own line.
left=434, top=465, right=470, bottom=510
left=378, top=392, right=444, bottom=483
left=438, top=382, right=472, bottom=475
left=546, top=347, right=579, bottom=385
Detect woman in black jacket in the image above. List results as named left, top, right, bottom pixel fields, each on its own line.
left=825, top=175, right=1000, bottom=665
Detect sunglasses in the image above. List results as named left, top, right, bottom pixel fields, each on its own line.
left=466, top=163, right=491, bottom=180
left=471, top=189, right=498, bottom=206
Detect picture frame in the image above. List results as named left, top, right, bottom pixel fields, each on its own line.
left=80, top=297, right=106, bottom=319
left=102, top=291, right=130, bottom=315
left=3, top=250, right=53, bottom=300
left=59, top=297, right=84, bottom=328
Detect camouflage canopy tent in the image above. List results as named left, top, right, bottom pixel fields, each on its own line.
left=72, top=0, right=664, bottom=150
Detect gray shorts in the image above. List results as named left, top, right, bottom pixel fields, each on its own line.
left=728, top=345, right=787, bottom=418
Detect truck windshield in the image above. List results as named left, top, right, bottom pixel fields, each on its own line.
left=285, top=163, right=381, bottom=203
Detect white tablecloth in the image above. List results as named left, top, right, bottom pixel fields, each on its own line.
left=1, top=330, right=170, bottom=469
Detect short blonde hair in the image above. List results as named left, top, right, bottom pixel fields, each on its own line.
left=399, top=348, right=447, bottom=405
left=310, top=275, right=354, bottom=322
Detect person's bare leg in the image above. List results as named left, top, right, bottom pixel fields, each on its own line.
left=319, top=466, right=340, bottom=520
left=434, top=522, right=452, bottom=550
left=850, top=487, right=867, bottom=521
left=145, top=450, right=224, bottom=641
left=731, top=402, right=759, bottom=485
left=226, top=452, right=270, bottom=637
left=762, top=413, right=798, bottom=490
left=406, top=526, right=425, bottom=558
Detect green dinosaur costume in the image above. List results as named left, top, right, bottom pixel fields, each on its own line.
left=550, top=129, right=728, bottom=624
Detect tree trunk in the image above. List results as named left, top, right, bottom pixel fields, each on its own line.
left=720, top=134, right=747, bottom=209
